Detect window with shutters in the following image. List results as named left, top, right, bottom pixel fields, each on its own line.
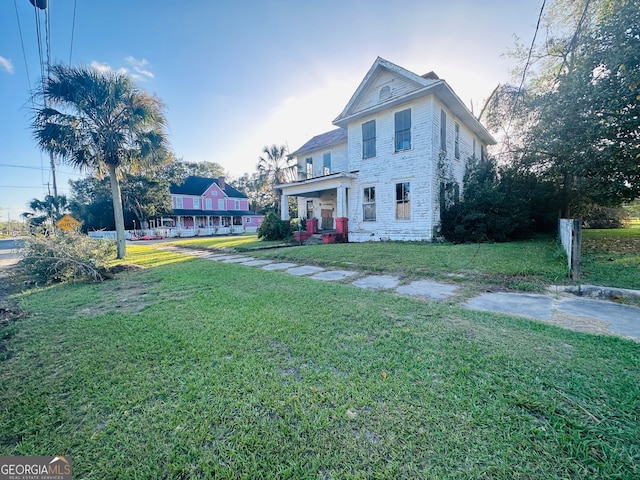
left=362, top=120, right=376, bottom=158
left=394, top=109, right=411, bottom=151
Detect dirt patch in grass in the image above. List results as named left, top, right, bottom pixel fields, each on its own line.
left=548, top=311, right=614, bottom=337
left=583, top=233, right=640, bottom=256
left=76, top=275, right=160, bottom=317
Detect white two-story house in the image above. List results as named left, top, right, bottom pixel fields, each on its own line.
left=279, top=57, right=496, bottom=242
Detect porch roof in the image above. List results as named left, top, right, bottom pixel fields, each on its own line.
left=171, top=209, right=261, bottom=216
left=279, top=171, right=358, bottom=196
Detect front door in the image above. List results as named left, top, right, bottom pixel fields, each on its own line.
left=321, top=208, right=333, bottom=230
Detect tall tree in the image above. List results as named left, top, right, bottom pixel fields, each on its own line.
left=161, top=159, right=226, bottom=185
left=257, top=144, right=296, bottom=215
left=69, top=177, right=115, bottom=231
left=524, top=0, right=640, bottom=216
left=121, top=175, right=171, bottom=228
left=32, top=64, right=170, bottom=258
left=21, top=195, right=69, bottom=228
left=484, top=0, right=639, bottom=217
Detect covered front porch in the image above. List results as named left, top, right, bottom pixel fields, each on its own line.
left=279, top=172, right=357, bottom=241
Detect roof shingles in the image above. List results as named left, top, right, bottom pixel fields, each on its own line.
left=289, top=128, right=347, bottom=157
left=170, top=176, right=247, bottom=198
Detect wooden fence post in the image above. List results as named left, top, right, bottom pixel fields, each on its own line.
left=570, top=219, right=582, bottom=281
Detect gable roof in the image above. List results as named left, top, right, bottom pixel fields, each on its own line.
left=333, top=57, right=495, bottom=145
left=170, top=176, right=247, bottom=198
left=289, top=128, right=347, bottom=157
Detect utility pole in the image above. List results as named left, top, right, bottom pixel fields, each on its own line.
left=50, top=153, right=58, bottom=198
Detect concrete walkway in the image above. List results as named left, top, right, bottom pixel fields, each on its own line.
left=163, top=246, right=640, bottom=342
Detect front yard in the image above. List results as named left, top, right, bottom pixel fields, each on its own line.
left=1, top=244, right=638, bottom=479
left=174, top=228, right=640, bottom=291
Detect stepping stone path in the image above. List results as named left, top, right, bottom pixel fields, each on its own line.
left=286, top=266, right=326, bottom=276
left=158, top=245, right=640, bottom=341
left=397, top=280, right=459, bottom=300
left=352, top=275, right=400, bottom=290
left=311, top=270, right=358, bottom=281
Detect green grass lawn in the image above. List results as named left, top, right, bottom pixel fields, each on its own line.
left=179, top=229, right=640, bottom=291
left=1, top=245, right=638, bottom=479
left=582, top=228, right=640, bottom=289
left=180, top=235, right=570, bottom=292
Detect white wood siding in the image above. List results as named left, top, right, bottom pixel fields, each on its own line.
left=351, top=70, right=422, bottom=115
left=347, top=95, right=438, bottom=241
left=296, top=142, right=347, bottom=179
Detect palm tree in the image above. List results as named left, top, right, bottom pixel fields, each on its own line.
left=257, top=144, right=296, bottom=215
left=21, top=195, right=69, bottom=228
left=32, top=64, right=169, bottom=258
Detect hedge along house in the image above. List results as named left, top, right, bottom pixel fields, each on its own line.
left=166, top=175, right=264, bottom=235
left=279, top=57, right=496, bottom=242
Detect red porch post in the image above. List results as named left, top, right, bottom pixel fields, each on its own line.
left=336, top=217, right=348, bottom=242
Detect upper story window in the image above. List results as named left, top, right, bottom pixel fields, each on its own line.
left=440, top=109, right=447, bottom=152
left=363, top=186, right=376, bottom=221
left=454, top=123, right=460, bottom=160
left=306, top=158, right=313, bottom=179
left=218, top=199, right=225, bottom=210
left=395, top=182, right=410, bottom=220
left=175, top=196, right=183, bottom=209
left=235, top=200, right=240, bottom=210
left=473, top=138, right=477, bottom=159
left=395, top=109, right=411, bottom=152
left=206, top=198, right=212, bottom=210
left=362, top=120, right=376, bottom=159
left=323, top=153, right=331, bottom=175
left=193, top=197, right=200, bottom=209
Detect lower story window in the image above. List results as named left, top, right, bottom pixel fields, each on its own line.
left=363, top=186, right=376, bottom=221
left=395, top=182, right=410, bottom=220
left=233, top=217, right=243, bottom=226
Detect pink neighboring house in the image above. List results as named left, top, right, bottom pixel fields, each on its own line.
left=167, top=176, right=263, bottom=230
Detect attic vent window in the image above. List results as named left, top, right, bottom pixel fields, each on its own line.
left=379, top=85, right=391, bottom=101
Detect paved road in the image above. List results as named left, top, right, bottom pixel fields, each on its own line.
left=0, top=238, right=23, bottom=269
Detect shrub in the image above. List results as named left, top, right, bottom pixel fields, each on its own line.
left=290, top=217, right=306, bottom=232
left=441, top=158, right=558, bottom=243
left=582, top=205, right=630, bottom=229
left=18, top=230, right=116, bottom=285
left=257, top=212, right=292, bottom=241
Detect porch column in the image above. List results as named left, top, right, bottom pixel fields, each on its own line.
left=281, top=194, right=290, bottom=221
left=336, top=186, right=347, bottom=218
left=336, top=186, right=349, bottom=241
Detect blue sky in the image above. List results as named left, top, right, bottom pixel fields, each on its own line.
left=0, top=0, right=541, bottom=221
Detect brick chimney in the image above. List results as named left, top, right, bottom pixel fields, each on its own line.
left=218, top=176, right=226, bottom=190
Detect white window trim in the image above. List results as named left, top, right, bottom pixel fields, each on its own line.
left=394, top=181, right=411, bottom=221
left=362, top=186, right=376, bottom=222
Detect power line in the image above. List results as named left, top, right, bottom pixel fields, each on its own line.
left=13, top=0, right=32, bottom=90
left=0, top=185, right=71, bottom=191
left=514, top=0, right=546, bottom=113
left=0, top=162, right=80, bottom=176
left=69, top=0, right=78, bottom=63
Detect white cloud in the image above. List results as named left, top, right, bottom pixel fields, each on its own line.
left=220, top=78, right=357, bottom=178
left=0, top=56, right=15, bottom=74
left=89, top=58, right=153, bottom=82
left=125, top=56, right=155, bottom=81
left=89, top=60, right=127, bottom=75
